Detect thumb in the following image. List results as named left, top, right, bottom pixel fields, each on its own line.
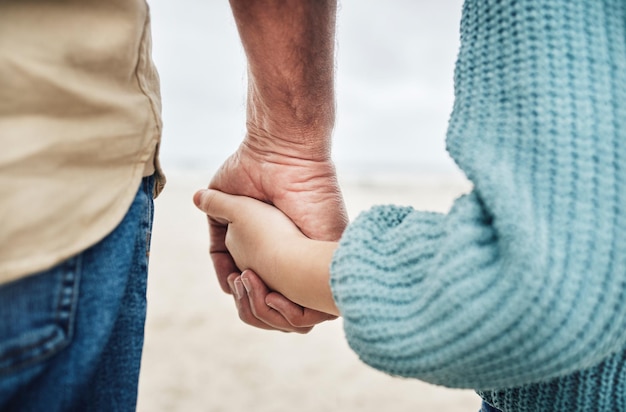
left=193, top=189, right=235, bottom=223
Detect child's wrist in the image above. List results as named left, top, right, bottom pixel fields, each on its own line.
left=280, top=238, right=339, bottom=315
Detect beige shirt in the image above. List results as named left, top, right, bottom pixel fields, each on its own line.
left=0, top=0, right=165, bottom=284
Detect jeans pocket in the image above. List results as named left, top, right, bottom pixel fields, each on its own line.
left=0, top=257, right=81, bottom=375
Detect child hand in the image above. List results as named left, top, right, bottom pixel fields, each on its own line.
left=195, top=189, right=307, bottom=292
left=194, top=189, right=339, bottom=315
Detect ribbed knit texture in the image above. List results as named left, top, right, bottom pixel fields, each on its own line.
left=329, top=1, right=626, bottom=411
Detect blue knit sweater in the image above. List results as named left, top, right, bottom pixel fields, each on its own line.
left=329, top=1, right=626, bottom=411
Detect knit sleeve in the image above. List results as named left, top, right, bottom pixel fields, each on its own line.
left=330, top=0, right=626, bottom=390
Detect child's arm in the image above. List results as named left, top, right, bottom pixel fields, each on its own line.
left=194, top=189, right=340, bottom=316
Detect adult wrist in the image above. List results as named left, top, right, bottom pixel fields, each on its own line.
left=243, top=67, right=335, bottom=162
left=242, top=119, right=334, bottom=162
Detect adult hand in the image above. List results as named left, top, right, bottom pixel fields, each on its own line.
left=205, top=0, right=343, bottom=332
left=206, top=142, right=348, bottom=333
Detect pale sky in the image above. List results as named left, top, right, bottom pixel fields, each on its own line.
left=150, top=0, right=465, bottom=177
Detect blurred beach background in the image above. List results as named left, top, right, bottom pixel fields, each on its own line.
left=138, top=1, right=479, bottom=411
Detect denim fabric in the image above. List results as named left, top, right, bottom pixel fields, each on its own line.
left=0, top=176, right=155, bottom=411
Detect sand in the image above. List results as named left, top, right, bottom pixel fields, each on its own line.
left=136, top=171, right=480, bottom=412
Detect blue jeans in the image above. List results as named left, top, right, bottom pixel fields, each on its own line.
left=0, top=176, right=155, bottom=411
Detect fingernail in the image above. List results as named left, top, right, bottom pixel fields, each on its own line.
left=229, top=283, right=239, bottom=299
left=234, top=278, right=245, bottom=300
left=241, top=276, right=251, bottom=293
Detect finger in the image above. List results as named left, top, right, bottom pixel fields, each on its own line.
left=265, top=292, right=338, bottom=328
left=211, top=251, right=238, bottom=294
left=209, top=216, right=238, bottom=293
left=227, top=273, right=292, bottom=332
left=240, top=270, right=313, bottom=334
left=194, top=188, right=237, bottom=293
left=193, top=189, right=236, bottom=223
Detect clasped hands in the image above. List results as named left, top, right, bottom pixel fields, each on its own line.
left=194, top=143, right=346, bottom=332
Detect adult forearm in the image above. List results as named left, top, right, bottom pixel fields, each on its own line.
left=229, top=0, right=337, bottom=160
